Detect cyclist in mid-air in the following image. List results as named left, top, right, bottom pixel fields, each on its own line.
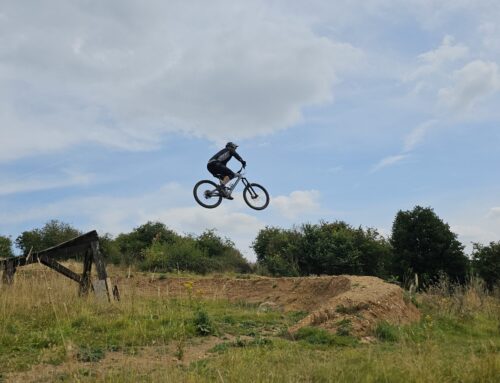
left=207, top=142, right=246, bottom=200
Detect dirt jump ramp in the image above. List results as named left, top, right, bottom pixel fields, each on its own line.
left=139, top=275, right=420, bottom=337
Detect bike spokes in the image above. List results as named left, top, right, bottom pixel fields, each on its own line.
left=193, top=180, right=223, bottom=209
left=243, top=183, right=269, bottom=210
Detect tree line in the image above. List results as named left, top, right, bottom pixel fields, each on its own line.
left=1, top=206, right=499, bottom=288
left=254, top=206, right=499, bottom=288
left=0, top=220, right=251, bottom=274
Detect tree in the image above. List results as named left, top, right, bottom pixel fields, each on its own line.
left=0, top=235, right=14, bottom=258
left=115, top=221, right=179, bottom=264
left=195, top=230, right=251, bottom=273
left=252, top=226, right=301, bottom=276
left=390, top=206, right=469, bottom=285
left=15, top=220, right=81, bottom=255
left=253, top=221, right=392, bottom=277
left=140, top=230, right=251, bottom=274
left=98, top=233, right=122, bottom=264
left=296, top=221, right=391, bottom=277
left=472, top=241, right=500, bottom=290
left=141, top=239, right=210, bottom=274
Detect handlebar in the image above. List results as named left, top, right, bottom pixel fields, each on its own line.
left=236, top=165, right=246, bottom=175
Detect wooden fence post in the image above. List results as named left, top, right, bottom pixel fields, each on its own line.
left=79, top=249, right=93, bottom=296
left=2, top=259, right=16, bottom=285
left=91, top=241, right=112, bottom=301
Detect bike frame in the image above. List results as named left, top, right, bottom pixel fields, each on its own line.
left=214, top=166, right=259, bottom=198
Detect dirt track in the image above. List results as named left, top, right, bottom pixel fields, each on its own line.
left=124, top=274, right=421, bottom=336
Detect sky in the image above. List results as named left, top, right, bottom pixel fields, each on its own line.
left=1, top=0, right=500, bottom=260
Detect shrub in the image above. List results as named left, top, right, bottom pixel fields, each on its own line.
left=193, top=307, right=216, bottom=336
left=253, top=221, right=392, bottom=277
left=0, top=235, right=13, bottom=258
left=115, top=221, right=179, bottom=264
left=139, top=229, right=251, bottom=274
left=98, top=233, right=122, bottom=264
left=15, top=220, right=81, bottom=256
left=472, top=242, right=500, bottom=290
left=141, top=239, right=209, bottom=274
left=196, top=230, right=252, bottom=273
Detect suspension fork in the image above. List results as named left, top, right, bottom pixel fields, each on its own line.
left=241, top=178, right=258, bottom=197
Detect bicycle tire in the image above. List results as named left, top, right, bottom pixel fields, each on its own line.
left=193, top=180, right=223, bottom=209
left=243, top=183, right=270, bottom=210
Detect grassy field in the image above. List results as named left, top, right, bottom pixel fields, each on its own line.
left=1, top=265, right=499, bottom=382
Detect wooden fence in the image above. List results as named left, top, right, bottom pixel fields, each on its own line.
left=0, top=231, right=119, bottom=301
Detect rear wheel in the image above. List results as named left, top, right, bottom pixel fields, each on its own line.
left=243, top=183, right=270, bottom=210
left=193, top=180, right=223, bottom=209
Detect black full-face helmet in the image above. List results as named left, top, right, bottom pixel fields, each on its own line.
left=226, top=142, right=238, bottom=150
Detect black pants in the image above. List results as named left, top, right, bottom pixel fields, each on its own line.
left=207, top=161, right=235, bottom=180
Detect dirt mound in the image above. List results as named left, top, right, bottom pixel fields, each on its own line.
left=128, top=275, right=420, bottom=336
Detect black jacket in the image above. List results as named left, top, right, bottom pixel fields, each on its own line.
left=208, top=148, right=244, bottom=166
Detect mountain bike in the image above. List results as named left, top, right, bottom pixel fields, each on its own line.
left=193, top=166, right=270, bottom=210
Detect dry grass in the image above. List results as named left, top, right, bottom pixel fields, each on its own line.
left=1, top=265, right=500, bottom=382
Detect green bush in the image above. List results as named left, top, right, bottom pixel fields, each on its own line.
left=139, top=229, right=251, bottom=274
left=196, top=230, right=252, bottom=273
left=141, top=239, right=209, bottom=274
left=472, top=242, right=500, bottom=290
left=15, top=220, right=81, bottom=256
left=98, top=233, right=122, bottom=264
left=0, top=235, right=13, bottom=258
left=193, top=307, right=216, bottom=336
left=115, top=221, right=179, bottom=265
left=253, top=221, right=392, bottom=277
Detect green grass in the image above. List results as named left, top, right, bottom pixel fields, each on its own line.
left=1, top=269, right=500, bottom=382
left=0, top=271, right=301, bottom=376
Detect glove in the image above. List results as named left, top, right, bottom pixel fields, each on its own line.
left=242, top=161, right=247, bottom=168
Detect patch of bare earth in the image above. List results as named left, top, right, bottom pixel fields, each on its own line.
left=5, top=335, right=237, bottom=383
left=124, top=274, right=421, bottom=336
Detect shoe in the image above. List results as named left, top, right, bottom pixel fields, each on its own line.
left=223, top=187, right=234, bottom=200
left=218, top=185, right=233, bottom=200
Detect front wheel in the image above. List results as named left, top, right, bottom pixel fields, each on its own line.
left=193, top=180, right=223, bottom=209
left=243, top=183, right=270, bottom=210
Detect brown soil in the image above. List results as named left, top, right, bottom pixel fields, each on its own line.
left=122, top=274, right=421, bottom=336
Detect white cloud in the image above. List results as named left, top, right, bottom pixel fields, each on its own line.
left=371, top=154, right=408, bottom=172
left=272, top=190, right=321, bottom=219
left=408, top=35, right=468, bottom=83
left=479, top=22, right=500, bottom=54
left=371, top=119, right=436, bottom=173
left=403, top=120, right=438, bottom=152
left=488, top=207, right=500, bottom=218
left=0, top=0, right=362, bottom=162
left=419, top=36, right=469, bottom=66
left=438, top=60, right=500, bottom=112
left=404, top=35, right=470, bottom=102
left=0, top=170, right=93, bottom=196
left=448, top=205, right=500, bottom=251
